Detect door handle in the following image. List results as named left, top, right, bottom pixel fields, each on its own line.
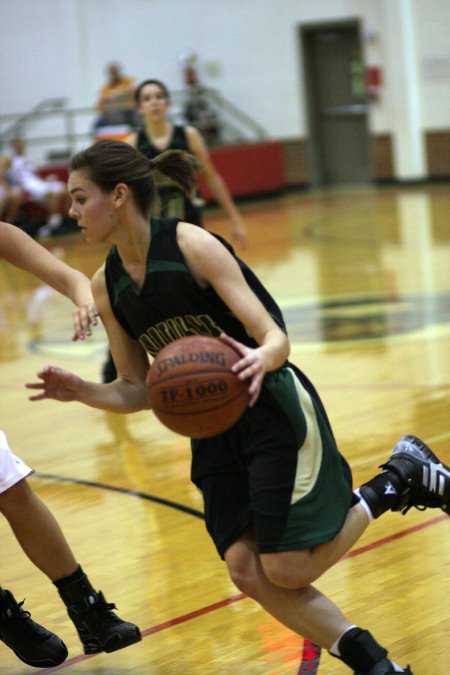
left=322, top=104, right=367, bottom=116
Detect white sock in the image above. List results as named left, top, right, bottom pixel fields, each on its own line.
left=354, top=488, right=374, bottom=521
left=329, top=624, right=357, bottom=656
left=391, top=663, right=406, bottom=672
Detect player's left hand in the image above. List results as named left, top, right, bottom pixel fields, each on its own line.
left=219, top=334, right=266, bottom=407
left=72, top=302, right=98, bottom=341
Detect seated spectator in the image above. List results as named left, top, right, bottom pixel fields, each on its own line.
left=7, top=138, right=70, bottom=237
left=94, top=62, right=138, bottom=139
left=184, top=85, right=221, bottom=146
left=0, top=156, right=23, bottom=224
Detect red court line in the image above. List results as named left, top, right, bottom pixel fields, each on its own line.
left=38, top=513, right=447, bottom=673
left=342, top=513, right=446, bottom=559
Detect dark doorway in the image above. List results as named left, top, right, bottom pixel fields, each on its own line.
left=300, top=20, right=372, bottom=185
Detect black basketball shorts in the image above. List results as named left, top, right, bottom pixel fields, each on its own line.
left=191, top=364, right=354, bottom=559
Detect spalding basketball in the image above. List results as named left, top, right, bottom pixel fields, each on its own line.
left=147, top=335, right=249, bottom=438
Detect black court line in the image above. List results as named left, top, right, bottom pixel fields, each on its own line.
left=33, top=472, right=205, bottom=519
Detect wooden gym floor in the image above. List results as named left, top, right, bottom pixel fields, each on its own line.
left=0, top=183, right=449, bottom=673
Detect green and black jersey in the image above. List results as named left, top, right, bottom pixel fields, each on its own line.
left=104, top=217, right=287, bottom=359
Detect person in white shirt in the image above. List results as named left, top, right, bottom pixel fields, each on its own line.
left=8, top=137, right=70, bottom=236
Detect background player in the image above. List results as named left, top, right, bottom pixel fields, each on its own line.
left=127, top=78, right=247, bottom=244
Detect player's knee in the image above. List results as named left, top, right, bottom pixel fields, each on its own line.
left=226, top=544, right=261, bottom=598
left=261, top=552, right=318, bottom=589
left=227, top=558, right=260, bottom=597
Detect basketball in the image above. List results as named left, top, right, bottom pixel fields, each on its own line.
left=147, top=335, right=249, bottom=438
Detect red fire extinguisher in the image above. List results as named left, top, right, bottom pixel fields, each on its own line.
left=366, top=65, right=383, bottom=102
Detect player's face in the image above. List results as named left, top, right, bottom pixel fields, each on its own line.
left=68, top=171, right=117, bottom=244
left=137, top=84, right=170, bottom=120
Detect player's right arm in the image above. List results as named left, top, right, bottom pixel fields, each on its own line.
left=26, top=266, right=151, bottom=413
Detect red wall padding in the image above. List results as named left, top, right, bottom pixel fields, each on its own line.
left=38, top=165, right=69, bottom=182
left=198, top=141, right=285, bottom=201
left=38, top=141, right=286, bottom=202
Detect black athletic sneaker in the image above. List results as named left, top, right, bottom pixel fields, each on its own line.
left=0, top=589, right=68, bottom=668
left=382, top=435, right=450, bottom=515
left=65, top=590, right=141, bottom=654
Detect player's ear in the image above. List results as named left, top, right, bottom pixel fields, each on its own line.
left=113, top=183, right=128, bottom=207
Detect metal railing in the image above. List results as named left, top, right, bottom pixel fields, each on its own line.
left=0, top=88, right=268, bottom=165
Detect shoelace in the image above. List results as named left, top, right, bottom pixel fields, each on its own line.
left=11, top=600, right=51, bottom=640
left=382, top=457, right=449, bottom=515
left=400, top=484, right=446, bottom=515
left=77, top=595, right=119, bottom=622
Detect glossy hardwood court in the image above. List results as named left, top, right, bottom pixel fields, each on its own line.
left=0, top=183, right=449, bottom=674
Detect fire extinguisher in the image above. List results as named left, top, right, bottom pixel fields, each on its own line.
left=366, top=66, right=383, bottom=102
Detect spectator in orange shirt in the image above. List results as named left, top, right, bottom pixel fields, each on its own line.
left=94, top=62, right=138, bottom=136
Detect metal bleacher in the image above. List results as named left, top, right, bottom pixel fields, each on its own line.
left=0, top=88, right=269, bottom=166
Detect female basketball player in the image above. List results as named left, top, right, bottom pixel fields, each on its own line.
left=0, top=220, right=141, bottom=667
left=27, top=141, right=450, bottom=674
left=127, top=78, right=247, bottom=244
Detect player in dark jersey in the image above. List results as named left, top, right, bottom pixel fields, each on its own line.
left=125, top=78, right=247, bottom=242
left=27, top=140, right=450, bottom=675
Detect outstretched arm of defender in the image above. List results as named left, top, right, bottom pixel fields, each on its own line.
left=0, top=220, right=98, bottom=340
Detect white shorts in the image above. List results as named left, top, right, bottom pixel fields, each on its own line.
left=23, top=174, right=65, bottom=200
left=0, top=430, right=33, bottom=494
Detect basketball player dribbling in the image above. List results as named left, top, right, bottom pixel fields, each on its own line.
left=27, top=140, right=450, bottom=674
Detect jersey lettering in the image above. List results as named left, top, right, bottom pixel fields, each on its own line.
left=138, top=313, right=224, bottom=356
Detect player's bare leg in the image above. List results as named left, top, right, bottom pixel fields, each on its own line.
left=0, top=479, right=77, bottom=578
left=226, top=533, right=411, bottom=673
left=260, top=502, right=370, bottom=588
left=0, top=478, right=141, bottom=655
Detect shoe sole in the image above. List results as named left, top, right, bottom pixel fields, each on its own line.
left=83, top=628, right=142, bottom=654
left=11, top=644, right=68, bottom=668
left=104, top=628, right=142, bottom=653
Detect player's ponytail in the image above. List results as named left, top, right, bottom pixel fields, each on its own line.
left=149, top=150, right=201, bottom=198
left=70, top=141, right=201, bottom=218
